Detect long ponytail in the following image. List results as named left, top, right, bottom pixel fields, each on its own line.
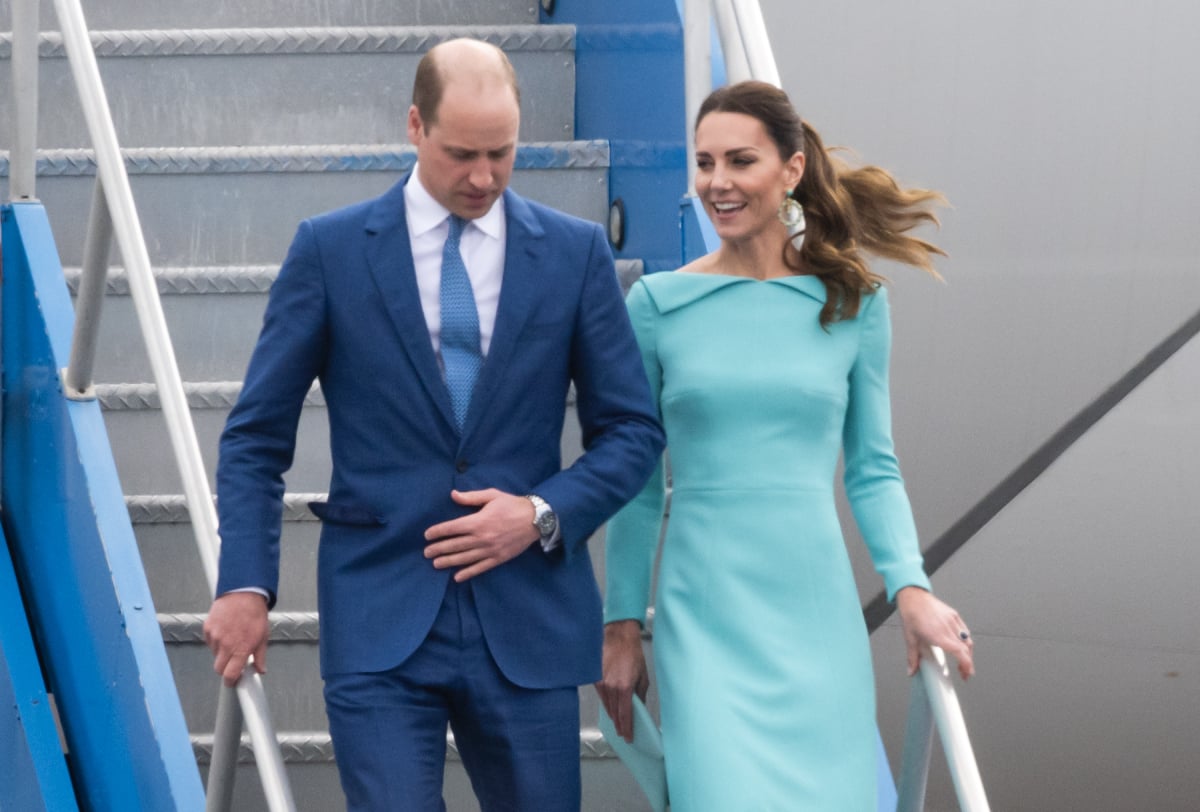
left=791, top=121, right=945, bottom=326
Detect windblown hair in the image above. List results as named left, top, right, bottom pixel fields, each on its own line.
left=698, top=81, right=946, bottom=327
left=412, top=41, right=521, bottom=128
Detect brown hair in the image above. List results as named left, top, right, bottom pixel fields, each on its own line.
left=412, top=39, right=521, bottom=129
left=697, top=81, right=945, bottom=327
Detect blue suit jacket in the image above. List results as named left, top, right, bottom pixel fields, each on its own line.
left=215, top=176, right=664, bottom=687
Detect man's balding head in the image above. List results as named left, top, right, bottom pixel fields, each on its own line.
left=411, top=38, right=521, bottom=129
left=406, top=38, right=522, bottom=220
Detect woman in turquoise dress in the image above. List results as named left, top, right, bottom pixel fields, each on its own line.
left=598, top=81, right=976, bottom=811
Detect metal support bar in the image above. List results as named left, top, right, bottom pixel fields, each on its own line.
left=206, top=682, right=244, bottom=812
left=683, top=0, right=711, bottom=195
left=64, top=179, right=113, bottom=401
left=896, top=664, right=935, bottom=812
left=728, top=0, right=780, bottom=86
left=10, top=0, right=39, bottom=201
left=711, top=0, right=751, bottom=84
left=50, top=1, right=297, bottom=808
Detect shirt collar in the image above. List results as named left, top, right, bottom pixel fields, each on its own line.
left=405, top=163, right=505, bottom=241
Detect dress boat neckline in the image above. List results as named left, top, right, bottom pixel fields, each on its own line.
left=638, top=269, right=828, bottom=313
left=674, top=270, right=815, bottom=282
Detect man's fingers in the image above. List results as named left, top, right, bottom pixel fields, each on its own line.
left=428, top=546, right=489, bottom=570
left=453, top=558, right=499, bottom=582
left=219, top=652, right=248, bottom=687
left=449, top=488, right=497, bottom=506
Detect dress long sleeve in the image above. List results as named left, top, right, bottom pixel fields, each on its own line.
left=603, top=280, right=667, bottom=626
left=842, top=286, right=932, bottom=600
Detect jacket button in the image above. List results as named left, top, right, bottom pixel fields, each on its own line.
left=456, top=460, right=468, bottom=473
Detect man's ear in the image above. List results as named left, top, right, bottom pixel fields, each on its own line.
left=407, top=105, right=424, bottom=143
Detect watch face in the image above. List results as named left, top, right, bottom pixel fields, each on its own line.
left=528, top=495, right=557, bottom=538
left=536, top=510, right=557, bottom=536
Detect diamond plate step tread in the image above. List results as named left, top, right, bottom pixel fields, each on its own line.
left=189, top=728, right=620, bottom=765
left=0, top=142, right=610, bottom=176
left=0, top=25, right=573, bottom=59
left=0, top=0, right=538, bottom=30
left=127, top=493, right=323, bottom=524
left=64, top=259, right=643, bottom=296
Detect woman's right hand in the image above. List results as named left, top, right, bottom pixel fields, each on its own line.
left=595, top=619, right=650, bottom=743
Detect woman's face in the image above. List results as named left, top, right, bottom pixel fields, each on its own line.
left=694, top=111, right=804, bottom=244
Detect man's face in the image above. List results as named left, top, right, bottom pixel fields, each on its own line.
left=408, top=81, right=520, bottom=221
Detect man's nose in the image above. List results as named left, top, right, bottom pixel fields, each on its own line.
left=468, top=159, right=494, bottom=189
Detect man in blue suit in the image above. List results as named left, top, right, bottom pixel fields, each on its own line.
left=202, top=38, right=665, bottom=810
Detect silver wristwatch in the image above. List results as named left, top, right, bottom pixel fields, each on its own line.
left=525, top=494, right=558, bottom=542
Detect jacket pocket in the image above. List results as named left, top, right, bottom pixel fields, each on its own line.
left=308, top=500, right=385, bottom=527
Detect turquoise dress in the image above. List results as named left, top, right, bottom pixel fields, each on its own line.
left=604, top=272, right=931, bottom=811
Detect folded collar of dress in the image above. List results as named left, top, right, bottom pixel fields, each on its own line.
left=639, top=270, right=827, bottom=314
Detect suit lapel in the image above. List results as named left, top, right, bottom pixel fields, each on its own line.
left=364, top=175, right=458, bottom=432
left=461, top=189, right=544, bottom=436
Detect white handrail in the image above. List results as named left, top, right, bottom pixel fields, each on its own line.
left=13, top=2, right=298, bottom=808
left=898, top=646, right=990, bottom=811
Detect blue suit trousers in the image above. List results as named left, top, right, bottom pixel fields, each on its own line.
left=324, top=579, right=581, bottom=811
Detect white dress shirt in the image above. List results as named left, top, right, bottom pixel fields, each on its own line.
left=403, top=166, right=505, bottom=361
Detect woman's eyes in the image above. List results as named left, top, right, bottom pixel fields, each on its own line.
left=695, top=157, right=756, bottom=170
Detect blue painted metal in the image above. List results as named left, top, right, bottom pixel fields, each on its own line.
left=0, top=521, right=80, bottom=811
left=2, top=201, right=205, bottom=811
left=543, top=0, right=688, bottom=271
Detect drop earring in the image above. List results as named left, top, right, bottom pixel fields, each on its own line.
left=777, top=190, right=806, bottom=250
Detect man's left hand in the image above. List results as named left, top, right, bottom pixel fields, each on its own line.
left=424, top=489, right=540, bottom=581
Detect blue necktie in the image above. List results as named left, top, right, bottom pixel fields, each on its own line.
left=439, top=215, right=483, bottom=430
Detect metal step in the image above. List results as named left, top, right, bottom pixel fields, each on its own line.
left=97, top=381, right=329, bottom=494
left=129, top=494, right=322, bottom=613
left=0, top=0, right=537, bottom=31
left=0, top=26, right=575, bottom=147
left=65, top=259, right=643, bottom=383
left=13, top=141, right=610, bottom=266
left=100, top=380, right=594, bottom=493
left=193, top=739, right=654, bottom=812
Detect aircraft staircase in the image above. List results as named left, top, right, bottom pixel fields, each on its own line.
left=2, top=0, right=686, bottom=808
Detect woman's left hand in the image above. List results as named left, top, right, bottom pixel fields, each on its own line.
left=895, top=586, right=975, bottom=681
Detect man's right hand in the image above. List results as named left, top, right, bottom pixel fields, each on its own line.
left=203, top=591, right=270, bottom=687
